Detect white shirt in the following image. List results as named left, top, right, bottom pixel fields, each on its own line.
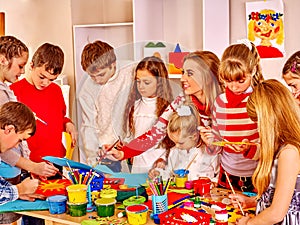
left=131, top=97, right=166, bottom=173
left=78, top=63, right=135, bottom=167
left=157, top=146, right=220, bottom=182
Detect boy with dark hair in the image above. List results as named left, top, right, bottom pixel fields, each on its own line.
left=0, top=102, right=41, bottom=205
left=10, top=43, right=78, bottom=225
left=10, top=43, right=77, bottom=164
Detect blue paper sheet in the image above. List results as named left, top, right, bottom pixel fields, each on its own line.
left=43, top=156, right=148, bottom=187
left=43, top=156, right=93, bottom=171
left=0, top=199, right=48, bottom=213
left=94, top=165, right=148, bottom=187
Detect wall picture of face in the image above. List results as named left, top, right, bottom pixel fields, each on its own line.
left=246, top=0, right=284, bottom=58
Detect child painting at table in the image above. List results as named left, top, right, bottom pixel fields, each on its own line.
left=78, top=40, right=135, bottom=172
left=0, top=102, right=42, bottom=206
left=200, top=40, right=264, bottom=192
left=10, top=43, right=77, bottom=225
left=10, top=43, right=77, bottom=165
left=148, top=104, right=219, bottom=182
left=229, top=79, right=300, bottom=225
left=123, top=56, right=173, bottom=173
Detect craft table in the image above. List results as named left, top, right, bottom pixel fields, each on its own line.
left=17, top=209, right=237, bottom=225
left=17, top=209, right=156, bottom=225
left=16, top=188, right=242, bottom=225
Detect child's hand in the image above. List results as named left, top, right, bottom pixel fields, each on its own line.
left=19, top=193, right=45, bottom=201
left=65, top=122, right=78, bottom=147
left=228, top=193, right=256, bottom=209
left=16, top=177, right=39, bottom=195
left=31, top=162, right=59, bottom=177
left=198, top=126, right=214, bottom=145
left=152, top=158, right=166, bottom=169
left=99, top=145, right=124, bottom=161
left=225, top=139, right=250, bottom=153
left=148, top=168, right=160, bottom=179
left=115, top=140, right=126, bottom=150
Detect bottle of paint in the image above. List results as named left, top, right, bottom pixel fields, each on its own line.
left=213, top=202, right=228, bottom=225
left=215, top=209, right=228, bottom=225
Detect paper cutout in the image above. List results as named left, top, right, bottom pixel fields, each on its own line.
left=168, top=43, right=189, bottom=74
left=95, top=164, right=148, bottom=187
left=174, top=43, right=182, bottom=53
left=144, top=42, right=167, bottom=61
left=35, top=179, right=71, bottom=197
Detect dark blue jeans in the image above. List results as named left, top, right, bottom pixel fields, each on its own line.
left=100, top=158, right=121, bottom=172
left=22, top=216, right=44, bottom=225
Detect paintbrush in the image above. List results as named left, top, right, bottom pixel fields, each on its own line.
left=45, top=161, right=69, bottom=180
left=33, top=112, right=47, bottom=125
left=185, top=153, right=198, bottom=171
left=224, top=171, right=245, bottom=216
left=56, top=170, right=70, bottom=180
left=212, top=141, right=259, bottom=147
left=93, top=139, right=119, bottom=167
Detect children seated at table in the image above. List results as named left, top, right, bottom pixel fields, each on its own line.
left=148, top=104, right=220, bottom=182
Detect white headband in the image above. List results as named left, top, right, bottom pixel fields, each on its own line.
left=176, top=105, right=192, bottom=116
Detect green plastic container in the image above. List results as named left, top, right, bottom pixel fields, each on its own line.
left=95, top=198, right=116, bottom=217
left=123, top=196, right=146, bottom=207
left=67, top=201, right=87, bottom=217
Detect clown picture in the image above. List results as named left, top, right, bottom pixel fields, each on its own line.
left=246, top=0, right=285, bottom=59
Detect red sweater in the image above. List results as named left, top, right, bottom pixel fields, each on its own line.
left=10, top=79, right=71, bottom=163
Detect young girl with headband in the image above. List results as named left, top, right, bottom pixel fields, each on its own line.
left=148, top=104, right=219, bottom=182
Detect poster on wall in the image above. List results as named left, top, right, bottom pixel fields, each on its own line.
left=246, top=0, right=284, bottom=58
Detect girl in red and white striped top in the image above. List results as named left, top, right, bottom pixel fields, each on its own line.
left=200, top=40, right=264, bottom=192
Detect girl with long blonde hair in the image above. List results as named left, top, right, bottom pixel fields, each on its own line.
left=230, top=79, right=300, bottom=225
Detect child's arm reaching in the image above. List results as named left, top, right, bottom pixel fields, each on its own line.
left=120, top=93, right=185, bottom=159
left=228, top=193, right=257, bottom=209
left=237, top=145, right=299, bottom=225
left=65, top=122, right=78, bottom=147
left=0, top=177, right=40, bottom=205
left=199, top=126, right=223, bottom=155
left=16, top=158, right=58, bottom=177
left=103, top=94, right=185, bottom=160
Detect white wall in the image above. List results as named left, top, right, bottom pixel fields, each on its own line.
left=0, top=0, right=75, bottom=112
